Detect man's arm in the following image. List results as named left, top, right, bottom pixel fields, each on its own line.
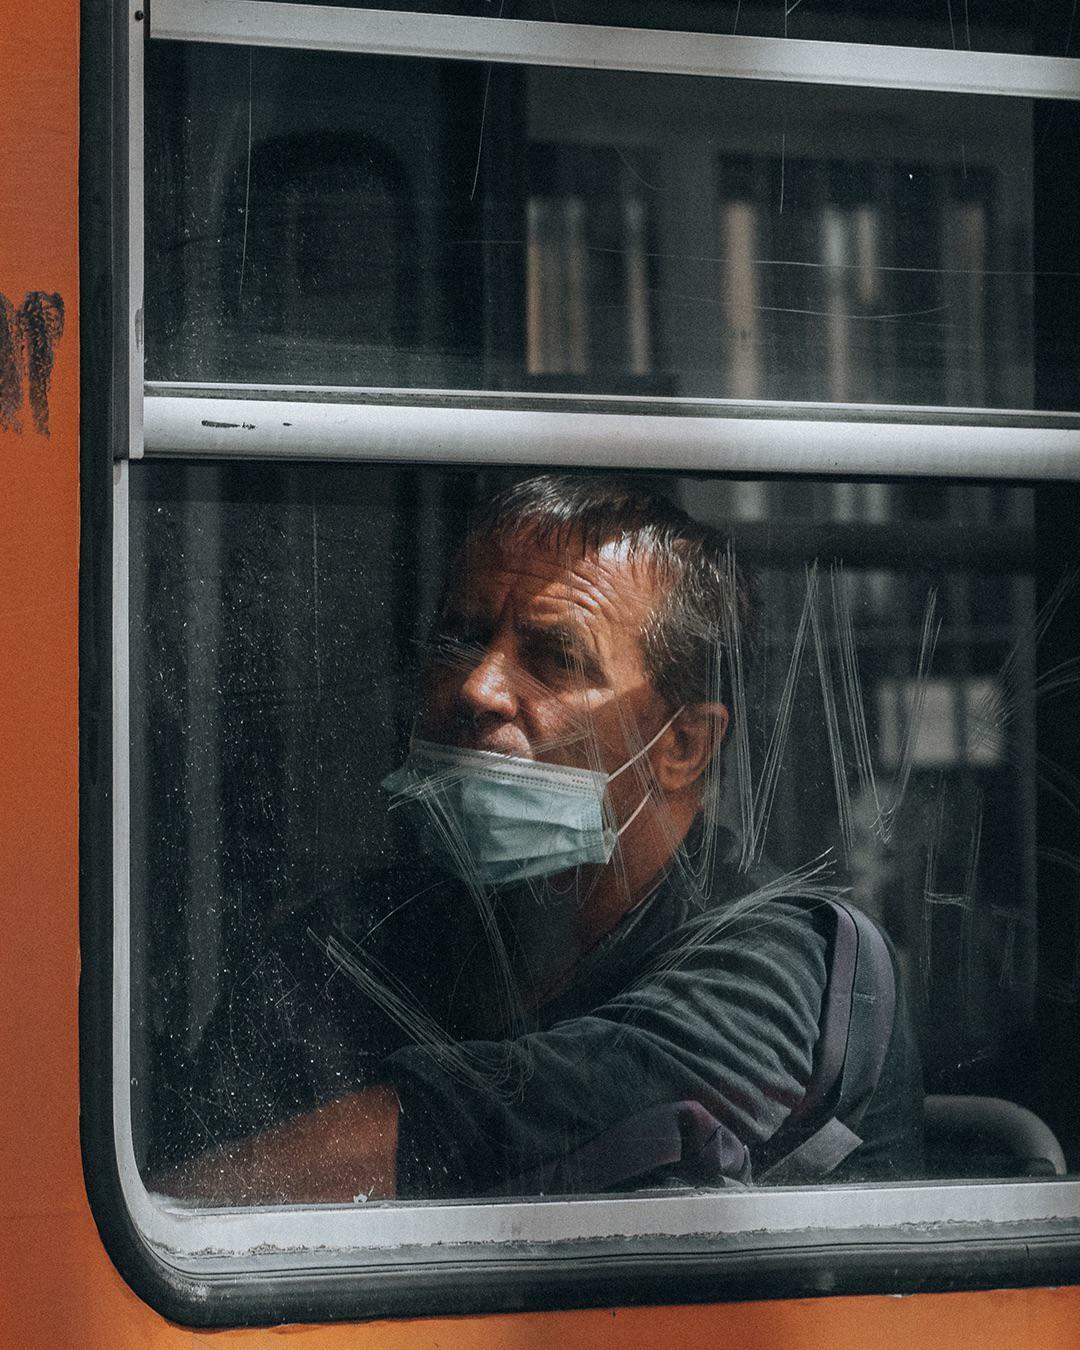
left=386, top=897, right=831, bottom=1197
left=160, top=899, right=828, bottom=1204
left=157, top=1084, right=400, bottom=1205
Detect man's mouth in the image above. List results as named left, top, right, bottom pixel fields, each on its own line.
left=420, top=718, right=534, bottom=760
left=461, top=729, right=534, bottom=759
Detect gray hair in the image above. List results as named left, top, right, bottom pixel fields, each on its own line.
left=470, top=474, right=758, bottom=719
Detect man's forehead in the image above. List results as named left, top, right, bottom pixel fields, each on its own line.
left=451, top=531, right=661, bottom=617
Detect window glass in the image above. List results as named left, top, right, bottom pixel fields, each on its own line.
left=145, top=41, right=1080, bottom=410
left=130, top=462, right=1080, bottom=1206
left=226, top=0, right=1080, bottom=60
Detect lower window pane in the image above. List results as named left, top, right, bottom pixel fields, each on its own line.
left=128, top=463, right=1080, bottom=1207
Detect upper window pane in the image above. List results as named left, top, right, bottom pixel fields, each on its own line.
left=145, top=42, right=1080, bottom=409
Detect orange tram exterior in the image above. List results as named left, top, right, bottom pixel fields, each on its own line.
left=3, top=0, right=1080, bottom=1343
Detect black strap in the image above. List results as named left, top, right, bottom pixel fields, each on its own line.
left=758, top=1117, right=863, bottom=1185
left=835, top=902, right=896, bottom=1130
left=787, top=900, right=860, bottom=1129
left=758, top=898, right=897, bottom=1183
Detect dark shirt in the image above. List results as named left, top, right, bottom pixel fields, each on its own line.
left=317, top=826, right=923, bottom=1196
left=164, top=827, right=923, bottom=1194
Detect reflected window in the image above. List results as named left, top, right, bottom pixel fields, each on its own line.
left=228, top=132, right=414, bottom=355
left=145, top=45, right=1077, bottom=409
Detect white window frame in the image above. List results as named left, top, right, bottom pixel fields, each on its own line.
left=115, top=1, right=1080, bottom=1288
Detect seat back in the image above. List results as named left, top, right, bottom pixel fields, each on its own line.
left=924, top=1095, right=1066, bottom=1177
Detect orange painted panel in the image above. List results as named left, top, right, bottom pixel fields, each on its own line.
left=7, top=1202, right=1080, bottom=1350
left=0, top=0, right=82, bottom=1274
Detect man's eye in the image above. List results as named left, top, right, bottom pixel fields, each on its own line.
left=527, top=637, right=578, bottom=677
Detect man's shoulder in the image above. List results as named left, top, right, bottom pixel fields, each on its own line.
left=572, top=839, right=838, bottom=1018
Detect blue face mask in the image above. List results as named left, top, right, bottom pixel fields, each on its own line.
left=381, top=709, right=683, bottom=888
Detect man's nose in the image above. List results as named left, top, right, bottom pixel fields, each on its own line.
left=459, top=645, right=518, bottom=721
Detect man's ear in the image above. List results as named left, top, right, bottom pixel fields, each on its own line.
left=654, top=703, right=729, bottom=793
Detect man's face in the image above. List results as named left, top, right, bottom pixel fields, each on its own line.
left=417, top=530, right=671, bottom=787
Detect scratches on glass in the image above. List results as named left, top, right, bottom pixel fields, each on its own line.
left=919, top=781, right=980, bottom=1022
left=877, top=585, right=940, bottom=841
left=990, top=571, right=1080, bottom=817
left=130, top=467, right=1080, bottom=1191
left=318, top=929, right=523, bottom=1096
left=810, top=567, right=852, bottom=856
left=642, top=854, right=845, bottom=983
left=238, top=48, right=254, bottom=304
left=740, top=562, right=815, bottom=869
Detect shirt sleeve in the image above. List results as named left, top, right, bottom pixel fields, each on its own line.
left=384, top=899, right=829, bottom=1198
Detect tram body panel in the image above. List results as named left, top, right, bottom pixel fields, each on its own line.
left=0, top=0, right=84, bottom=1339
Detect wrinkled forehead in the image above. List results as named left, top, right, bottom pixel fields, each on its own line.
left=448, top=527, right=664, bottom=629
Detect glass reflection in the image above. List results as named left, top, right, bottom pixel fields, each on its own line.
left=146, top=43, right=1078, bottom=408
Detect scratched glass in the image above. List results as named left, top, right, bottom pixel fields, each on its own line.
left=229, top=0, right=1080, bottom=58
left=144, top=41, right=1080, bottom=410
left=129, top=462, right=1080, bottom=1204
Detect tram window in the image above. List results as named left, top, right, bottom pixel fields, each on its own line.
left=94, top=0, right=1080, bottom=1321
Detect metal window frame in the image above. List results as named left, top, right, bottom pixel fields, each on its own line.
left=145, top=385, right=1080, bottom=478
left=152, top=0, right=1080, bottom=101
left=80, top=0, right=1080, bottom=1327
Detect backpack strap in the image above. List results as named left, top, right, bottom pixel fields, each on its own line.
left=835, top=901, right=897, bottom=1127
left=758, top=898, right=896, bottom=1184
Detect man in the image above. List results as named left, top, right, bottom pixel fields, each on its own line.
left=165, top=474, right=922, bottom=1203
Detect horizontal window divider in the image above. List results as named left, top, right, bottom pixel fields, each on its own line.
left=142, top=390, right=1080, bottom=479
left=150, top=0, right=1080, bottom=101
left=144, top=384, right=1080, bottom=428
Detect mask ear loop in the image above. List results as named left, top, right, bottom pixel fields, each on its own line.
left=615, top=784, right=653, bottom=839
left=607, top=705, right=685, bottom=783
left=607, top=705, right=685, bottom=838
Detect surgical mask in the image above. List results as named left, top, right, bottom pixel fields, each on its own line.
left=381, top=708, right=683, bottom=887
